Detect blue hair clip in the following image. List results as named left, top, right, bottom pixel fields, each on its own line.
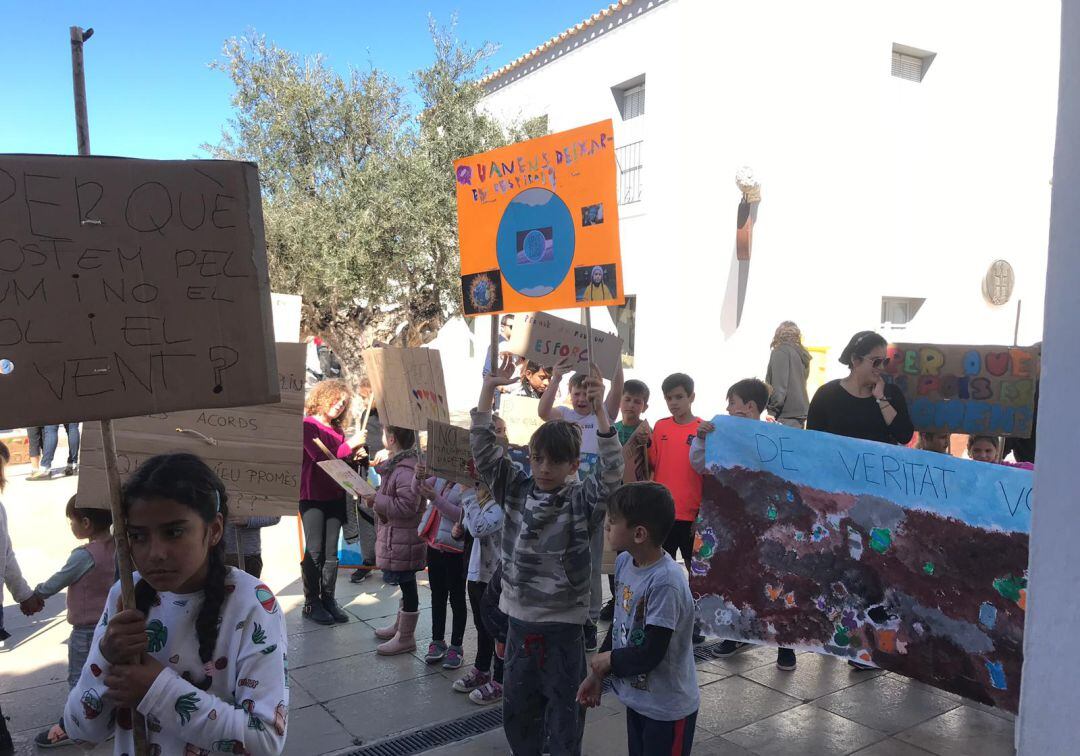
left=213, top=489, right=221, bottom=513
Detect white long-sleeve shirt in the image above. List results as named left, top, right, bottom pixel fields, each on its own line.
left=0, top=501, right=33, bottom=603
left=461, top=490, right=503, bottom=584
left=65, top=567, right=289, bottom=756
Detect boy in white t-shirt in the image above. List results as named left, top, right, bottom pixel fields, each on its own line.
left=538, top=356, right=623, bottom=651
left=577, top=482, right=700, bottom=755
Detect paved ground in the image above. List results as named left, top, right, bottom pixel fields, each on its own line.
left=0, top=463, right=1016, bottom=755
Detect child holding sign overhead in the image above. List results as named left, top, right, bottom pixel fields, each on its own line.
left=539, top=356, right=623, bottom=652
left=473, top=355, right=624, bottom=755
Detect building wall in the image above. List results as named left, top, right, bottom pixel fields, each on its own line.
left=437, top=0, right=1060, bottom=416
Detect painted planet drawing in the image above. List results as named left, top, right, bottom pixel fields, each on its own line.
left=496, top=187, right=575, bottom=298
left=0, top=359, right=12, bottom=375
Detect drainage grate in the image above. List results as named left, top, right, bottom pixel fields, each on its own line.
left=344, top=645, right=726, bottom=755
left=694, top=639, right=724, bottom=662
left=345, top=707, right=503, bottom=756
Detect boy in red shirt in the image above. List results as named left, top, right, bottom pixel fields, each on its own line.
left=649, top=373, right=703, bottom=572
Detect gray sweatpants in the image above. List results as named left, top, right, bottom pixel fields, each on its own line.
left=503, top=618, right=587, bottom=756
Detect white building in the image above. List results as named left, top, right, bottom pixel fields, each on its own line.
left=434, top=0, right=1060, bottom=415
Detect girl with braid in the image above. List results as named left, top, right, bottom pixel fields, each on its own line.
left=64, top=454, right=289, bottom=755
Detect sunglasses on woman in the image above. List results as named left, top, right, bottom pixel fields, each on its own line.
left=864, top=357, right=891, bottom=369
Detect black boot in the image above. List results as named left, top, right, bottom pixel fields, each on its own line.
left=321, top=558, right=350, bottom=623
left=0, top=704, right=14, bottom=756
left=301, top=554, right=334, bottom=625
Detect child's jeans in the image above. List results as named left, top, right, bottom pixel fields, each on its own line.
left=67, top=624, right=96, bottom=688
left=503, top=617, right=586, bottom=756
left=626, top=707, right=698, bottom=756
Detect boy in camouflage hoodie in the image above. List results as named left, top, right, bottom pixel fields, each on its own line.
left=472, top=357, right=624, bottom=755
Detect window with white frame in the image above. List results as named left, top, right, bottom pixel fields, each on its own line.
left=881, top=296, right=926, bottom=328
left=622, top=85, right=645, bottom=120
left=891, top=43, right=936, bottom=82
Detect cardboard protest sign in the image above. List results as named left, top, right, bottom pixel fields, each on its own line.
left=426, top=419, right=477, bottom=486
left=455, top=121, right=624, bottom=315
left=691, top=416, right=1031, bottom=712
left=885, top=344, right=1040, bottom=437
left=498, top=395, right=544, bottom=447
left=505, top=311, right=623, bottom=379
left=317, top=459, right=376, bottom=499
left=362, top=347, right=449, bottom=431
left=0, top=156, right=278, bottom=428
left=78, top=343, right=306, bottom=518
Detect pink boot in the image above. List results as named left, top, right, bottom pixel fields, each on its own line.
left=377, top=610, right=419, bottom=656
left=374, top=611, right=399, bottom=641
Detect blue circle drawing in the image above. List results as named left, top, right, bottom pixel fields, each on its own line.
left=0, top=359, right=12, bottom=375
left=496, top=188, right=575, bottom=298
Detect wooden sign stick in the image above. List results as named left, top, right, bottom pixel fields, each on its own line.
left=358, top=394, right=375, bottom=438
left=70, top=24, right=149, bottom=756
left=312, top=437, right=338, bottom=462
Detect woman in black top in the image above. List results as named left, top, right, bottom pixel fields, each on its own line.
left=807, top=330, right=913, bottom=670
left=807, top=331, right=914, bottom=445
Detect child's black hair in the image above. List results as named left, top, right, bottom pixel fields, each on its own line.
left=727, top=378, right=770, bottom=415
left=662, top=373, right=694, bottom=396
left=529, top=419, right=582, bottom=464
left=608, top=482, right=676, bottom=546
left=622, top=379, right=650, bottom=403
left=386, top=425, right=417, bottom=450
left=839, top=331, right=888, bottom=367
left=0, top=441, right=8, bottom=492
left=123, top=453, right=228, bottom=689
left=65, top=495, right=113, bottom=531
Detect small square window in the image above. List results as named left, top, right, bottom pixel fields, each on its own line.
left=891, top=43, right=936, bottom=82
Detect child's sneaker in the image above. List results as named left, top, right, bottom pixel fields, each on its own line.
left=453, top=667, right=490, bottom=693
left=712, top=640, right=748, bottom=658
left=776, top=648, right=797, bottom=671
left=468, top=680, right=503, bottom=705
left=442, top=645, right=464, bottom=670
left=425, top=640, right=447, bottom=664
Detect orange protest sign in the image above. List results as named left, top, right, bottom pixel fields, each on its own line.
left=455, top=120, right=624, bottom=315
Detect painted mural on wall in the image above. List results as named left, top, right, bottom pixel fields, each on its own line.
left=690, top=416, right=1031, bottom=712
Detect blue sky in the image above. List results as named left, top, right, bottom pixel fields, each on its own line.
left=1, top=1, right=605, bottom=159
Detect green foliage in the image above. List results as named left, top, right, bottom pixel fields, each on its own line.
left=207, top=19, right=547, bottom=374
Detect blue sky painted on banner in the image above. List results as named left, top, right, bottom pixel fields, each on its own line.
left=703, top=416, right=1032, bottom=534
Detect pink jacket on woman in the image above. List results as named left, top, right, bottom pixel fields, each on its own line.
left=373, top=455, right=426, bottom=572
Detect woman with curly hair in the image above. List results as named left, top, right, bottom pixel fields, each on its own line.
left=301, top=380, right=366, bottom=625
left=765, top=321, right=812, bottom=428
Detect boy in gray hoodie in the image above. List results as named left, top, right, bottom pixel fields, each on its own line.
left=471, top=356, right=624, bottom=755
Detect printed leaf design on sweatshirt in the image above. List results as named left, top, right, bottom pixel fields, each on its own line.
left=211, top=741, right=248, bottom=754
left=145, top=619, right=168, bottom=652
left=260, top=644, right=278, bottom=655
left=252, top=622, right=266, bottom=645
left=100, top=610, right=108, bottom=628
left=174, top=692, right=200, bottom=726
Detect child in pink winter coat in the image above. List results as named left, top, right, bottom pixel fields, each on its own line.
left=362, top=425, right=424, bottom=656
